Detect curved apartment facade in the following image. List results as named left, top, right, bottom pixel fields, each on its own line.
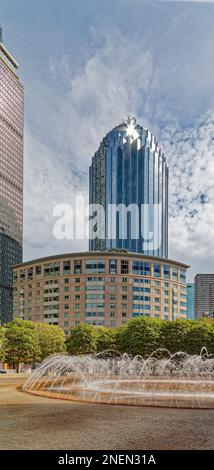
left=89, top=116, right=168, bottom=257
left=13, top=252, right=188, bottom=334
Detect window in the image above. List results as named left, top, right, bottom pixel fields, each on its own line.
left=172, top=268, right=178, bottom=280
left=154, top=280, right=160, bottom=286
left=163, top=265, right=170, bottom=280
left=133, top=295, right=150, bottom=301
left=64, top=313, right=69, bottom=318
left=44, top=262, right=60, bottom=277
left=109, top=259, right=117, bottom=274
left=180, top=270, right=186, bottom=283
left=121, top=260, right=129, bottom=274
left=122, top=312, right=127, bottom=317
left=75, top=277, right=80, bottom=283
left=19, top=270, right=25, bottom=281
left=74, top=260, right=82, bottom=274
left=64, top=278, right=69, bottom=284
left=110, top=312, right=115, bottom=317
left=155, top=306, right=160, bottom=311
left=132, top=261, right=150, bottom=276
left=85, top=260, right=105, bottom=274
left=63, top=260, right=71, bottom=274
left=64, top=321, right=69, bottom=326
left=75, top=295, right=80, bottom=300
left=122, top=278, right=128, bottom=283
left=154, top=264, right=160, bottom=278
left=164, top=282, right=169, bottom=288
left=164, top=290, right=169, bottom=296
left=85, top=284, right=105, bottom=291
left=35, top=265, right=41, bottom=276
left=64, top=295, right=69, bottom=300
left=27, top=268, right=33, bottom=280
left=109, top=286, right=116, bottom=292
left=122, top=295, right=127, bottom=300
left=122, top=286, right=128, bottom=291
left=86, top=294, right=104, bottom=299
left=64, top=287, right=69, bottom=292
left=154, top=289, right=160, bottom=295
left=64, top=304, right=69, bottom=309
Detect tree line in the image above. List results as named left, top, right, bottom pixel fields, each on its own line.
left=0, top=317, right=214, bottom=371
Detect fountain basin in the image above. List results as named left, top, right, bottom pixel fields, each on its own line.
left=22, top=351, right=214, bottom=409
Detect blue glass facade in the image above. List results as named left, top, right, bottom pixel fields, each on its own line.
left=89, top=116, right=168, bottom=257
left=0, top=234, right=22, bottom=324
left=187, top=283, right=195, bottom=319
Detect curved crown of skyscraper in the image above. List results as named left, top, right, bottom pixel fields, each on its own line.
left=89, top=116, right=168, bottom=258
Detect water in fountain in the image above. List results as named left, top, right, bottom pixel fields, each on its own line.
left=23, top=348, right=214, bottom=409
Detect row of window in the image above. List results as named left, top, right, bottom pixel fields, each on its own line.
left=14, top=260, right=186, bottom=282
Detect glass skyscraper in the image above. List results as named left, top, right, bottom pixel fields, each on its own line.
left=186, top=283, right=194, bottom=319
left=0, top=30, right=24, bottom=323
left=89, top=116, right=168, bottom=257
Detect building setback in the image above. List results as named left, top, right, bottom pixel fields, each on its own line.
left=0, top=30, right=24, bottom=323
left=13, top=252, right=188, bottom=335
left=194, top=274, right=214, bottom=319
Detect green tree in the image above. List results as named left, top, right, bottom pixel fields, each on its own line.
left=4, top=319, right=41, bottom=372
left=0, top=327, right=6, bottom=363
left=159, top=319, right=193, bottom=353
left=95, top=326, right=117, bottom=352
left=35, top=323, right=66, bottom=360
left=184, top=319, right=214, bottom=355
left=66, top=324, right=98, bottom=355
left=117, top=316, right=162, bottom=357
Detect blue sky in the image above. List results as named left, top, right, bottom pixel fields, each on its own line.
left=0, top=0, right=214, bottom=280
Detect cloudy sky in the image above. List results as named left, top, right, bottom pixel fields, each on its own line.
left=0, top=0, right=214, bottom=280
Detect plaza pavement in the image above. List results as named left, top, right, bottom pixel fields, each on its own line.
left=0, top=374, right=214, bottom=450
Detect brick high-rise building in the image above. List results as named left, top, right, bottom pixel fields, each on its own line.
left=0, top=29, right=24, bottom=323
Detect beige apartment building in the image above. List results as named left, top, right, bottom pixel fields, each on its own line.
left=13, top=252, right=189, bottom=334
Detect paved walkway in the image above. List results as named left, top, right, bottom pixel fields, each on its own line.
left=0, top=375, right=214, bottom=450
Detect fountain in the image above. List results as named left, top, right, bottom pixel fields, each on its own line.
left=23, top=348, right=214, bottom=408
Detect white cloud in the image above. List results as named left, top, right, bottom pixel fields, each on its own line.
left=161, top=111, right=214, bottom=278
left=24, top=24, right=214, bottom=280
